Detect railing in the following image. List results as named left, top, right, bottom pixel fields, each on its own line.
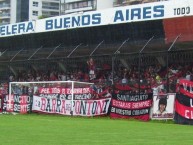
left=0, top=4, right=10, bottom=8
left=113, top=0, right=167, bottom=6
left=0, top=13, right=10, bottom=17
left=65, top=0, right=95, bottom=10
left=0, top=22, right=9, bottom=26
left=42, top=5, right=59, bottom=10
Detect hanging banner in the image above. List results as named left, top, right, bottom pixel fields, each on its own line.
left=3, top=94, right=31, bottom=114
left=32, top=96, right=111, bottom=116
left=38, top=87, right=92, bottom=100
left=38, top=87, right=91, bottom=94
left=174, top=79, right=193, bottom=125
left=178, top=79, right=193, bottom=98
left=110, top=92, right=153, bottom=121
left=151, top=93, right=175, bottom=119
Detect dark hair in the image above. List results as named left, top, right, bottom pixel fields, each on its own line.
left=159, top=97, right=167, bottom=105
left=158, top=97, right=167, bottom=111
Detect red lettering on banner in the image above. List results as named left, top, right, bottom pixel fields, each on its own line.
left=61, top=88, right=66, bottom=94
left=41, top=98, right=46, bottom=111
left=87, top=100, right=93, bottom=115
left=52, top=99, right=56, bottom=113
left=20, top=95, right=27, bottom=114
left=20, top=105, right=28, bottom=113
left=83, top=88, right=90, bottom=94
left=175, top=100, right=193, bottom=119
left=74, top=88, right=82, bottom=94
left=40, top=88, right=50, bottom=94
left=51, top=88, right=60, bottom=94
left=67, top=89, right=71, bottom=94
left=39, top=87, right=90, bottom=94
left=112, top=99, right=131, bottom=109
left=61, top=100, right=66, bottom=114
left=7, top=94, right=14, bottom=112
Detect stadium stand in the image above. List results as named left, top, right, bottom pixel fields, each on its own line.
left=0, top=0, right=193, bottom=96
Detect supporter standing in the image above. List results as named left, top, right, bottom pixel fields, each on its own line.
left=87, top=58, right=96, bottom=81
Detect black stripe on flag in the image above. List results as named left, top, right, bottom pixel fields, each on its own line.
left=176, top=93, right=193, bottom=107
left=174, top=112, right=193, bottom=125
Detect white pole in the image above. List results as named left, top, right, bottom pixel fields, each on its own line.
left=71, top=81, right=74, bottom=116
left=9, top=81, right=93, bottom=85
left=9, top=82, right=12, bottom=97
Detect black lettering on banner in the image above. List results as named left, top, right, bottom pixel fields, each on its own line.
left=40, top=93, right=92, bottom=100
left=39, top=94, right=67, bottom=100
left=174, top=7, right=190, bottom=15
left=176, top=94, right=193, bottom=107
left=74, top=94, right=92, bottom=100
left=74, top=99, right=111, bottom=115
left=56, top=99, right=61, bottom=112
left=46, top=98, right=51, bottom=112
left=3, top=101, right=6, bottom=112
left=152, top=113, right=173, bottom=118
left=66, top=94, right=92, bottom=100
left=80, top=100, right=87, bottom=115
left=92, top=101, right=97, bottom=114
left=14, top=102, right=18, bottom=112
left=103, top=99, right=109, bottom=113
left=14, top=104, right=18, bottom=111
left=92, top=101, right=97, bottom=115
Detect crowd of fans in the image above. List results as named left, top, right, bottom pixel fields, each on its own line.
left=5, top=57, right=193, bottom=96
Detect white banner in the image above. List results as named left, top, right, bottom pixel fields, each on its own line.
left=0, top=0, right=193, bottom=37
left=151, top=93, right=175, bottom=119
left=32, top=96, right=111, bottom=116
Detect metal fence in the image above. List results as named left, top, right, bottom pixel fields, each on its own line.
left=0, top=37, right=193, bottom=94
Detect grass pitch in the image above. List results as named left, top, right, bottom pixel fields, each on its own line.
left=0, top=114, right=193, bottom=145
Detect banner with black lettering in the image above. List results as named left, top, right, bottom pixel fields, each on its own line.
left=32, top=96, right=111, bottom=116
left=110, top=92, right=153, bottom=121
left=174, top=79, right=193, bottom=124
left=3, top=94, right=31, bottom=114
left=151, top=93, right=175, bottom=119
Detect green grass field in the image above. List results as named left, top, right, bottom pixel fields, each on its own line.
left=0, top=114, right=193, bottom=145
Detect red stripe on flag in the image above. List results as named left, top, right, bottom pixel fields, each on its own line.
left=20, top=95, right=28, bottom=114
left=179, top=79, right=193, bottom=86
left=180, top=88, right=193, bottom=98
left=110, top=113, right=150, bottom=121
left=175, top=100, right=193, bottom=119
